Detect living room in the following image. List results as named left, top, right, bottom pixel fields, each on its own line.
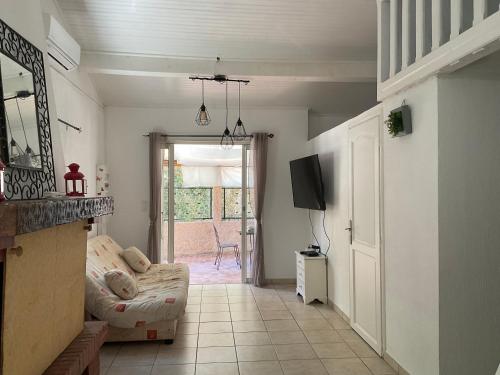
left=0, top=1, right=499, bottom=375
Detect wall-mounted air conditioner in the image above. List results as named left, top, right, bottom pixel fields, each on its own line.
left=44, top=15, right=81, bottom=71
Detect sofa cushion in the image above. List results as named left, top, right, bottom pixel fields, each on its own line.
left=104, top=269, right=138, bottom=300
left=121, top=246, right=151, bottom=273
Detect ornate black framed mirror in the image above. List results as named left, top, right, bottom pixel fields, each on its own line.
left=0, top=19, right=56, bottom=200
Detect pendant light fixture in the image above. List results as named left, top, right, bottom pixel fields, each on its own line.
left=195, top=80, right=211, bottom=127
left=220, top=81, right=234, bottom=149
left=232, top=81, right=247, bottom=141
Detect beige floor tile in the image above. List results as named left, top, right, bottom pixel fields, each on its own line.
left=234, top=331, right=271, bottom=345
left=346, top=341, right=378, bottom=358
left=197, top=346, right=237, bottom=363
left=198, top=333, right=234, bottom=347
left=203, top=284, right=227, bottom=290
left=151, top=363, right=195, bottom=375
left=187, top=296, right=202, bottom=304
left=361, top=357, right=396, bottom=375
left=269, top=331, right=308, bottom=345
left=303, top=330, right=344, bottom=344
left=321, top=358, right=372, bottom=375
left=258, top=302, right=288, bottom=311
left=202, top=296, right=229, bottom=304
left=113, top=343, right=159, bottom=365
left=232, top=320, right=267, bottom=332
left=296, top=318, right=332, bottom=331
left=196, top=362, right=239, bottom=375
left=228, top=295, right=255, bottom=303
left=155, top=347, right=197, bottom=365
left=280, top=359, right=328, bottom=375
left=312, top=343, right=357, bottom=359
left=227, top=289, right=253, bottom=296
left=180, top=312, right=200, bottom=322
left=106, top=365, right=152, bottom=375
left=201, top=303, right=230, bottom=312
left=199, top=321, right=233, bottom=334
left=229, top=303, right=260, bottom=312
left=231, top=310, right=262, bottom=321
left=100, top=343, right=121, bottom=367
left=185, top=304, right=201, bottom=313
left=177, top=322, right=200, bottom=334
left=327, top=317, right=351, bottom=330
left=202, top=290, right=228, bottom=297
left=261, top=310, right=293, bottom=320
left=274, top=343, right=317, bottom=360
left=239, top=360, right=284, bottom=375
left=236, top=345, right=278, bottom=362
left=170, top=334, right=199, bottom=348
left=290, top=309, right=324, bottom=320
left=265, top=320, right=300, bottom=331
left=200, top=311, right=231, bottom=322
left=337, top=329, right=363, bottom=343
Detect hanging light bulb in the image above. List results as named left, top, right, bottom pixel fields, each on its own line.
left=221, top=81, right=234, bottom=150
left=232, top=81, right=247, bottom=141
left=195, top=80, right=211, bottom=126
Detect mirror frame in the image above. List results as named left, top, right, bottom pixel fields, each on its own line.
left=0, top=19, right=56, bottom=200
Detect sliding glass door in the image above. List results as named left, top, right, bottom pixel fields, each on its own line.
left=161, top=141, right=252, bottom=284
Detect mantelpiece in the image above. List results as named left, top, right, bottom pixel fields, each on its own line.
left=0, top=196, right=113, bottom=248
left=0, top=196, right=113, bottom=375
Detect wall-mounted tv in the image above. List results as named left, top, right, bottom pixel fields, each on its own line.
left=289, top=154, right=326, bottom=211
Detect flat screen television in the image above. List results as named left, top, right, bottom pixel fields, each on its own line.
left=289, top=154, right=326, bottom=211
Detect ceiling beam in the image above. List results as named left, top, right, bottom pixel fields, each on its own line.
left=80, top=52, right=376, bottom=82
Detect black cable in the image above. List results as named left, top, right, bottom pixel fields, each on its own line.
left=308, top=209, right=320, bottom=248
left=322, top=210, right=332, bottom=256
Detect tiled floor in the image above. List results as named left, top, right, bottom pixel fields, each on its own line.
left=100, top=284, right=395, bottom=375
left=173, top=252, right=244, bottom=284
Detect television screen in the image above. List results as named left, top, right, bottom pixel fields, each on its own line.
left=289, top=154, right=326, bottom=211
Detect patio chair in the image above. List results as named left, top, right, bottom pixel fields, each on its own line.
left=213, top=224, right=241, bottom=270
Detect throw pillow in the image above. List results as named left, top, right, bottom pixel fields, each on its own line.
left=104, top=269, right=138, bottom=300
left=121, top=246, right=152, bottom=273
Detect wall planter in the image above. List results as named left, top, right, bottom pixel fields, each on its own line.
left=385, top=104, right=412, bottom=137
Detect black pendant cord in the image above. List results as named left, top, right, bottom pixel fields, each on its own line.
left=202, top=80, right=205, bottom=105
left=238, top=81, right=241, bottom=119
left=225, top=80, right=228, bottom=131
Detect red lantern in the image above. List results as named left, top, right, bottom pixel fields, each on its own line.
left=64, top=163, right=87, bottom=197
left=0, top=160, right=5, bottom=202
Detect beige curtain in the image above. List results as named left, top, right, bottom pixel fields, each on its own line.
left=148, top=133, right=162, bottom=264
left=251, top=133, right=268, bottom=286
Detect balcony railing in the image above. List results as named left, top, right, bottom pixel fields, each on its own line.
left=377, top=0, right=500, bottom=99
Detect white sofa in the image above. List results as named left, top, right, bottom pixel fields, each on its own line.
left=85, top=235, right=189, bottom=342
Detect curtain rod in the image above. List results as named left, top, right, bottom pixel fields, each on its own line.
left=142, top=133, right=274, bottom=138
left=58, top=118, right=82, bottom=133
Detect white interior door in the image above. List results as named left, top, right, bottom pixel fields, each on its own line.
left=348, top=111, right=382, bottom=354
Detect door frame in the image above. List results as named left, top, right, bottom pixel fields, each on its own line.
left=347, top=105, right=385, bottom=355
left=161, top=138, right=251, bottom=284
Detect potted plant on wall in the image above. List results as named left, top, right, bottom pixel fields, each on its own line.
left=385, top=103, right=412, bottom=137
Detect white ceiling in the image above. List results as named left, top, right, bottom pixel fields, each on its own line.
left=56, top=0, right=377, bottom=62
left=55, top=0, right=378, bottom=115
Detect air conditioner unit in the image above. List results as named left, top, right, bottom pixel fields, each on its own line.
left=45, top=15, right=80, bottom=71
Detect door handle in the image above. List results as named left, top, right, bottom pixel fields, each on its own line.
left=345, top=219, right=352, bottom=244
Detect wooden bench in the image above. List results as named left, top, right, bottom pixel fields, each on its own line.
left=44, top=321, right=108, bottom=375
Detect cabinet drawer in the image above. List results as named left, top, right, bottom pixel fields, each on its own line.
left=296, top=268, right=305, bottom=281
left=296, top=255, right=304, bottom=267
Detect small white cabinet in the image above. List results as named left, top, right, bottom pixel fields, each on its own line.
left=295, top=251, right=327, bottom=304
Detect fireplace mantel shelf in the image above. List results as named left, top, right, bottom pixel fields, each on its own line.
left=0, top=196, right=114, bottom=248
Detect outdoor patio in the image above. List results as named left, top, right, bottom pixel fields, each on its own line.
left=175, top=251, right=243, bottom=284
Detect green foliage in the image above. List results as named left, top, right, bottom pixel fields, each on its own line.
left=385, top=110, right=404, bottom=137
left=162, top=167, right=212, bottom=221
left=223, top=188, right=254, bottom=219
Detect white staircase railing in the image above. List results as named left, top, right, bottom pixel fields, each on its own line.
left=377, top=0, right=500, bottom=99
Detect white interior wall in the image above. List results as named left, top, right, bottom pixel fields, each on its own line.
left=382, top=77, right=440, bottom=375
left=437, top=72, right=500, bottom=375
left=308, top=123, right=351, bottom=316
left=104, top=106, right=310, bottom=279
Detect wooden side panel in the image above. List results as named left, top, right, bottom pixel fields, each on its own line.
left=3, top=221, right=87, bottom=375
